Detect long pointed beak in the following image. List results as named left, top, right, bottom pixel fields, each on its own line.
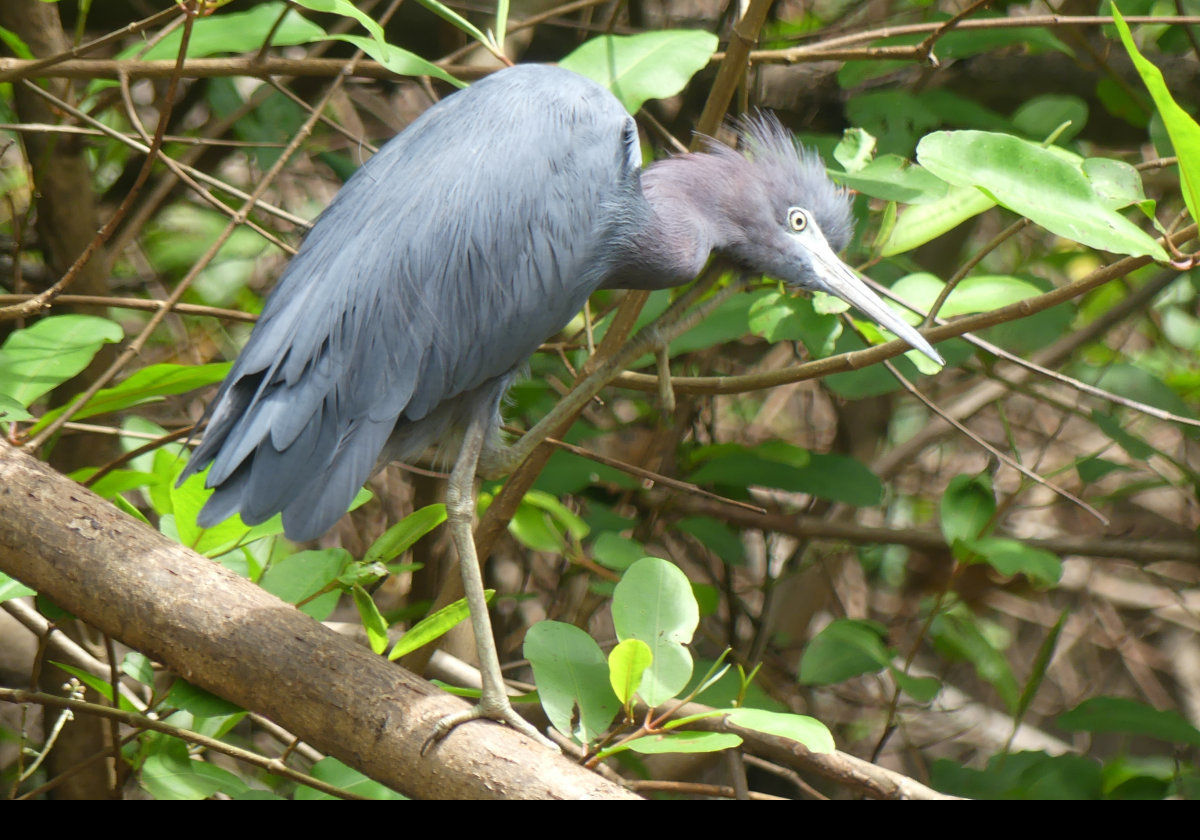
left=806, top=239, right=944, bottom=366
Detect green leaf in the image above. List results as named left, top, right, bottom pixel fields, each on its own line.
left=1077, top=363, right=1198, bottom=428
left=522, top=490, right=589, bottom=540
left=611, top=558, right=699, bottom=706
left=77, top=468, right=160, bottom=501
left=0, top=393, right=32, bottom=422
left=932, top=751, right=1103, bottom=800
left=748, top=290, right=841, bottom=356
left=295, top=757, right=406, bottom=800
left=0, top=572, right=35, bottom=603
left=889, top=667, right=941, bottom=703
left=504, top=489, right=589, bottom=553
left=833, top=128, right=876, bottom=172
left=1083, top=157, right=1152, bottom=212
left=726, top=708, right=835, bottom=753
left=0, top=315, right=123, bottom=408
left=1015, top=610, right=1068, bottom=726
left=940, top=473, right=995, bottom=545
left=1091, top=410, right=1159, bottom=460
left=560, top=30, right=718, bottom=114
left=1012, top=94, right=1089, bottom=143
left=832, top=155, right=948, bottom=204
left=28, top=362, right=231, bottom=434
left=388, top=594, right=484, bottom=660
left=363, top=504, right=446, bottom=565
left=955, top=537, right=1060, bottom=583
left=524, top=621, right=619, bottom=742
left=676, top=517, right=745, bottom=566
left=0, top=25, right=33, bottom=60
left=352, top=585, right=389, bottom=655
left=881, top=183, right=995, bottom=256
left=323, top=34, right=464, bottom=88
left=590, top=532, right=645, bottom=572
left=122, top=652, right=156, bottom=687
left=917, top=130, right=1168, bottom=260
left=1058, top=696, right=1200, bottom=747
left=891, top=272, right=1045, bottom=318
left=123, top=2, right=324, bottom=61
left=50, top=662, right=135, bottom=710
left=164, top=681, right=245, bottom=718
left=688, top=442, right=884, bottom=506
left=792, top=452, right=885, bottom=506
left=624, top=731, right=742, bottom=754
left=141, top=740, right=245, bottom=800
left=957, top=536, right=1062, bottom=585
left=1112, top=6, right=1200, bottom=225
left=931, top=610, right=1019, bottom=712
left=259, top=549, right=351, bottom=620
left=410, top=0, right=489, bottom=46
left=608, top=638, right=653, bottom=704
left=291, top=0, right=387, bottom=42
left=799, top=619, right=891, bottom=685
left=1075, top=456, right=1129, bottom=483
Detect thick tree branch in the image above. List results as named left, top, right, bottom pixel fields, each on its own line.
left=0, top=441, right=639, bottom=800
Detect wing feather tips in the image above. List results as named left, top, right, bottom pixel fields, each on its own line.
left=279, top=415, right=396, bottom=540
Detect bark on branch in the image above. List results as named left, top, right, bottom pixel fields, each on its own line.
left=0, top=441, right=638, bottom=800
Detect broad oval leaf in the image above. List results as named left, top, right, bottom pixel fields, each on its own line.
left=525, top=620, right=619, bottom=742
left=259, top=548, right=351, bottom=620
left=881, top=183, right=996, bottom=256
left=726, top=708, right=835, bottom=754
left=1012, top=94, right=1088, bottom=143
left=958, top=536, right=1062, bottom=586
left=608, top=638, right=653, bottom=704
left=917, top=130, right=1168, bottom=260
left=28, top=362, right=232, bottom=435
left=891, top=272, right=1044, bottom=318
left=560, top=30, right=718, bottom=114
left=0, top=315, right=123, bottom=408
left=832, top=154, right=949, bottom=204
left=940, top=473, right=995, bottom=546
left=799, top=619, right=891, bottom=685
left=611, top=558, right=698, bottom=706
left=1057, top=696, right=1200, bottom=747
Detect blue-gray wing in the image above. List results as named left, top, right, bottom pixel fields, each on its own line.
left=182, top=66, right=641, bottom=540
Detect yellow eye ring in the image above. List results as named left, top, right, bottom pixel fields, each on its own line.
left=787, top=207, right=808, bottom=232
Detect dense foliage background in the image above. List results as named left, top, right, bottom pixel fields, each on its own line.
left=1, top=0, right=1198, bottom=799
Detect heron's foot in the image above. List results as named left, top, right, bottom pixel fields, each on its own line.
left=423, top=696, right=559, bottom=754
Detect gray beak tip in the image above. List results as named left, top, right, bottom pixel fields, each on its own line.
left=805, top=245, right=946, bottom=371
left=909, top=334, right=945, bottom=368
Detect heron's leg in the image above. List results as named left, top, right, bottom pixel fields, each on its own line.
left=655, top=343, right=675, bottom=415
left=427, top=412, right=557, bottom=751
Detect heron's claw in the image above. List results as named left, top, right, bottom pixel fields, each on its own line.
left=423, top=700, right=560, bottom=754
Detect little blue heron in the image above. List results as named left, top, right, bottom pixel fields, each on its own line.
left=182, top=64, right=942, bottom=748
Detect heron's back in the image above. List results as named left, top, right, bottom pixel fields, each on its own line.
left=183, top=65, right=642, bottom=540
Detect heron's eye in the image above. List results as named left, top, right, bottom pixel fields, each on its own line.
left=787, top=207, right=808, bottom=232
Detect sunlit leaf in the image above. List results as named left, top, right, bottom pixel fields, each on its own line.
left=560, top=30, right=718, bottom=114
left=525, top=621, right=619, bottom=742
left=611, top=558, right=698, bottom=706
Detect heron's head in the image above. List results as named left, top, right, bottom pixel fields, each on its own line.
left=705, top=115, right=943, bottom=366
